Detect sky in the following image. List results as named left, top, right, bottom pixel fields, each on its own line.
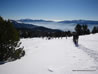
left=0, top=0, right=98, bottom=21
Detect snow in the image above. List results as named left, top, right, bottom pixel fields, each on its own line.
left=0, top=34, right=98, bottom=74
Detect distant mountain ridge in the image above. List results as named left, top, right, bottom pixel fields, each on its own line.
left=18, top=19, right=53, bottom=23
left=11, top=20, right=37, bottom=29
left=11, top=20, right=62, bottom=32
left=58, top=20, right=98, bottom=24
left=18, top=19, right=98, bottom=24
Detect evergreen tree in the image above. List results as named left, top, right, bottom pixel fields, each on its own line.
left=0, top=16, right=25, bottom=62
left=82, top=24, right=90, bottom=34
left=92, top=26, right=98, bottom=34
left=75, top=24, right=90, bottom=35
left=75, top=24, right=82, bottom=35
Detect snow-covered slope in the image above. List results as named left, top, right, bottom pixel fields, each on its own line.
left=0, top=34, right=98, bottom=74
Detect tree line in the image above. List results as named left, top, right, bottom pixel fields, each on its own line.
left=17, top=24, right=98, bottom=38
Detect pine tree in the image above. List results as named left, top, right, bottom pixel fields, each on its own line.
left=0, top=16, right=25, bottom=62
left=82, top=25, right=90, bottom=34
left=92, top=26, right=98, bottom=34
left=75, top=24, right=82, bottom=35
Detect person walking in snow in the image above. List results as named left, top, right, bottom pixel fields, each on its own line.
left=73, top=32, right=79, bottom=46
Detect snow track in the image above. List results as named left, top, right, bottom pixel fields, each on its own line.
left=78, top=44, right=98, bottom=62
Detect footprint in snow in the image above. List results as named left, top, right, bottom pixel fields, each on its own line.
left=48, top=68, right=54, bottom=72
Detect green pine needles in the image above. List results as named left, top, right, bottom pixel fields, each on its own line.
left=0, top=16, right=25, bottom=63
